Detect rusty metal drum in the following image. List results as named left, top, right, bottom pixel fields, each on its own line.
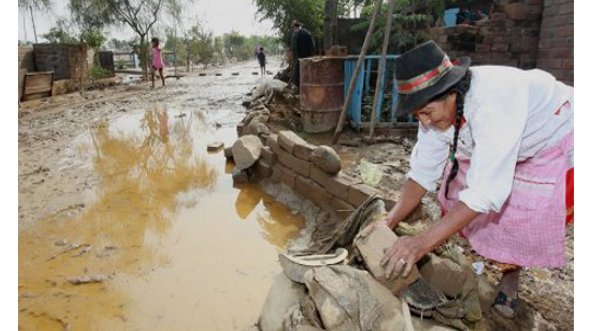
left=299, top=57, right=345, bottom=133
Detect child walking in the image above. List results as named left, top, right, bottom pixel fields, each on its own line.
left=150, top=37, right=165, bottom=87
left=257, top=47, right=267, bottom=76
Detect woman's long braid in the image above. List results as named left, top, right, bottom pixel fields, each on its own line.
left=444, top=70, right=472, bottom=199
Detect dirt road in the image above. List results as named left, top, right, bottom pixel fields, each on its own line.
left=18, top=61, right=303, bottom=330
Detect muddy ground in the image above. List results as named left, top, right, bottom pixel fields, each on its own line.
left=19, top=59, right=573, bottom=330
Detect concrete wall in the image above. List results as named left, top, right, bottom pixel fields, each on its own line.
left=536, top=0, right=573, bottom=86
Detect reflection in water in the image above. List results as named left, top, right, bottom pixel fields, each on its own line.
left=19, top=107, right=218, bottom=330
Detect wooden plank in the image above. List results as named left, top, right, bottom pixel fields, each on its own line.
left=23, top=72, right=53, bottom=99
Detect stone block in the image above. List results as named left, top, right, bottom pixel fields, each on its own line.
left=278, top=148, right=311, bottom=178
left=309, top=146, right=342, bottom=175
left=236, top=122, right=244, bottom=137
left=420, top=254, right=468, bottom=298
left=280, top=165, right=297, bottom=189
left=310, top=167, right=359, bottom=200
left=278, top=130, right=306, bottom=153
left=254, top=160, right=273, bottom=180
left=266, top=134, right=280, bottom=153
left=232, top=167, right=249, bottom=185
left=232, top=135, right=263, bottom=170
left=491, top=43, right=510, bottom=52
left=348, top=183, right=379, bottom=207
left=271, top=164, right=283, bottom=182
left=261, top=146, right=277, bottom=166
left=292, top=142, right=316, bottom=161
left=295, top=176, right=332, bottom=211
left=224, top=146, right=233, bottom=160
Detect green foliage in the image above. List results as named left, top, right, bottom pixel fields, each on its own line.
left=253, top=0, right=324, bottom=44
left=81, top=28, right=106, bottom=50
left=88, top=65, right=110, bottom=81
left=350, top=0, right=443, bottom=53
left=42, top=20, right=77, bottom=43
left=116, top=59, right=128, bottom=69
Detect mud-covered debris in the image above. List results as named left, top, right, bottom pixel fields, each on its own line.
left=54, top=239, right=69, bottom=246
left=67, top=274, right=108, bottom=285
left=232, top=167, right=250, bottom=184
left=72, top=245, right=92, bottom=257
left=207, top=141, right=225, bottom=151
left=232, top=135, right=263, bottom=169
left=175, top=113, right=186, bottom=118
left=309, top=146, right=341, bottom=175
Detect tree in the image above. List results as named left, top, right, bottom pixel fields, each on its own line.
left=107, top=0, right=170, bottom=81
left=253, top=0, right=324, bottom=47
left=212, top=36, right=225, bottom=66
left=19, top=0, right=52, bottom=43
left=188, top=24, right=213, bottom=68
left=42, top=19, right=78, bottom=43
left=350, top=0, right=445, bottom=53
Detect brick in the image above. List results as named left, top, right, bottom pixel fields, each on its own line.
left=563, top=59, right=574, bottom=70
left=292, top=142, right=316, bottom=161
left=271, top=164, right=283, bottom=182
left=329, top=197, right=355, bottom=220
left=558, top=3, right=573, bottom=15
left=232, top=167, right=249, bottom=185
left=261, top=146, right=277, bottom=165
left=504, top=3, right=529, bottom=20
left=295, top=176, right=332, bottom=210
left=348, top=183, right=379, bottom=207
left=280, top=165, right=297, bottom=189
left=310, top=167, right=359, bottom=200
left=278, top=148, right=311, bottom=177
left=278, top=130, right=306, bottom=153
left=491, top=43, right=510, bottom=52
left=475, top=43, right=491, bottom=52
left=556, top=25, right=574, bottom=38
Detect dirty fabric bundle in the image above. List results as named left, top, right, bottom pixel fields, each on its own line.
left=303, top=265, right=414, bottom=331
left=296, top=195, right=386, bottom=255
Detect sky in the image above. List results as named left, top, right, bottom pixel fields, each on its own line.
left=18, top=0, right=277, bottom=43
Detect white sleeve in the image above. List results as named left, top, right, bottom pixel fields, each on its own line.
left=458, top=88, right=528, bottom=213
left=407, top=123, right=449, bottom=192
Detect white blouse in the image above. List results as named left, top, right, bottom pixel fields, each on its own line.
left=407, top=66, right=574, bottom=213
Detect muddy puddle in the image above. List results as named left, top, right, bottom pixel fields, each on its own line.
left=19, top=99, right=305, bottom=330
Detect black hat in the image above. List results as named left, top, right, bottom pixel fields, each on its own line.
left=395, top=40, right=470, bottom=116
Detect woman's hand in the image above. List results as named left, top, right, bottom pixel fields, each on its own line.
left=381, top=234, right=431, bottom=280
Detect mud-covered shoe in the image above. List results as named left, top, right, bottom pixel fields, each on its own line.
left=492, top=290, right=519, bottom=319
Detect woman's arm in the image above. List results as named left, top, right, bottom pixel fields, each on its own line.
left=385, top=178, right=427, bottom=228
left=382, top=201, right=480, bottom=279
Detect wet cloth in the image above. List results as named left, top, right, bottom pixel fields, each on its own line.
left=151, top=47, right=164, bottom=69
left=407, top=66, right=573, bottom=214
left=304, top=265, right=414, bottom=331
left=438, top=130, right=573, bottom=268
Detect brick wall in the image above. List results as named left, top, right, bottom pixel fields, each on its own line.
left=32, top=43, right=89, bottom=81
left=536, top=0, right=573, bottom=86
left=430, top=0, right=544, bottom=69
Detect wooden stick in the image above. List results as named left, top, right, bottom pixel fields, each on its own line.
left=331, top=0, right=384, bottom=144
left=369, top=0, right=396, bottom=140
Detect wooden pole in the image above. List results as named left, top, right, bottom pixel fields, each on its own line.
left=331, top=0, right=384, bottom=144
left=368, top=0, right=396, bottom=140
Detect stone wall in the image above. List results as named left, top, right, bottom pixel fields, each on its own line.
left=242, top=130, right=418, bottom=221
left=536, top=0, right=573, bottom=86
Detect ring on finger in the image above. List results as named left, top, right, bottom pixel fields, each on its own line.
left=398, top=258, right=406, bottom=265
